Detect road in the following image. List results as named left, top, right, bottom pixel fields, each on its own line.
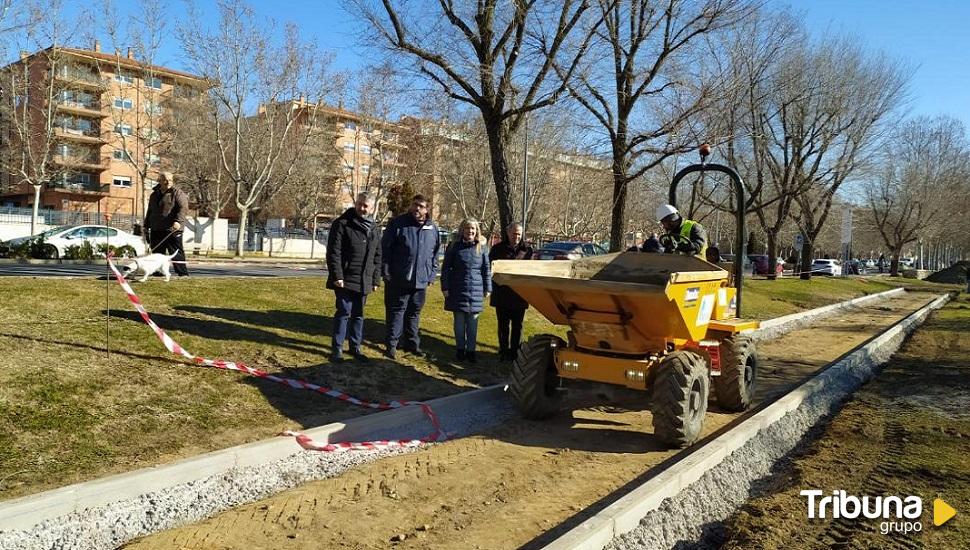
left=0, top=261, right=326, bottom=278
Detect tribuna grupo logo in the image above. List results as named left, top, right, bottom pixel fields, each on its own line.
left=801, top=490, right=921, bottom=534
left=800, top=490, right=953, bottom=535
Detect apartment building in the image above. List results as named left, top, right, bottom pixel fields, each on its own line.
left=0, top=43, right=206, bottom=221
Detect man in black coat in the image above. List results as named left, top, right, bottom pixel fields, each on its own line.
left=489, top=222, right=533, bottom=361
left=143, top=171, right=189, bottom=276
left=326, top=193, right=381, bottom=362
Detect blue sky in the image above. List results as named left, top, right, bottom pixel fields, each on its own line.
left=84, top=0, right=970, bottom=128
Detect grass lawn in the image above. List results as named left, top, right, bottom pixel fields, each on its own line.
left=0, top=271, right=959, bottom=500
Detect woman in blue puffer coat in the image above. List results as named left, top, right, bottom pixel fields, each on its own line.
left=441, top=218, right=492, bottom=363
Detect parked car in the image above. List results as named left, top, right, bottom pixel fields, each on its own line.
left=810, top=258, right=842, bottom=276
left=748, top=254, right=784, bottom=276
left=535, top=241, right=608, bottom=260
left=0, top=225, right=146, bottom=259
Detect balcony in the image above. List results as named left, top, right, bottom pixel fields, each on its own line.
left=53, top=153, right=109, bottom=172
left=47, top=177, right=109, bottom=195
left=54, top=70, right=105, bottom=91
left=54, top=126, right=105, bottom=144
left=55, top=101, right=108, bottom=119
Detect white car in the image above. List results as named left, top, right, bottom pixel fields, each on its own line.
left=811, top=258, right=842, bottom=276
left=2, top=225, right=147, bottom=259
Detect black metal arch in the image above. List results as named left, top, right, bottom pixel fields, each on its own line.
left=668, top=162, right=746, bottom=317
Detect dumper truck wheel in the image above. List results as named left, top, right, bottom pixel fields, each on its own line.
left=509, top=334, right=565, bottom=420
left=651, top=351, right=709, bottom=448
left=713, top=335, right=758, bottom=412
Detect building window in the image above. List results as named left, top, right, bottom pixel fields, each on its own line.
left=114, top=123, right=133, bottom=136
left=360, top=165, right=370, bottom=174
left=360, top=145, right=371, bottom=155
left=343, top=143, right=355, bottom=152
left=114, top=72, right=134, bottom=84
left=146, top=153, right=160, bottom=165
left=112, top=176, right=132, bottom=187
left=112, top=150, right=131, bottom=161
left=344, top=121, right=357, bottom=130
left=113, top=97, right=133, bottom=110
left=144, top=101, right=164, bottom=116
left=146, top=76, right=162, bottom=89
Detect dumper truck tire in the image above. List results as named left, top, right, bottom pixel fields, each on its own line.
left=713, top=335, right=758, bottom=412
left=509, top=334, right=565, bottom=420
left=651, top=351, right=709, bottom=448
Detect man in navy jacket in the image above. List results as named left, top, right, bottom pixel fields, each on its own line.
left=381, top=194, right=440, bottom=359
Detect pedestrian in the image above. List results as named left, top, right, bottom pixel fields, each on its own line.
left=442, top=219, right=491, bottom=363
left=326, top=192, right=381, bottom=363
left=488, top=222, right=533, bottom=362
left=656, top=204, right=707, bottom=258
left=381, top=194, right=441, bottom=359
left=143, top=171, right=189, bottom=277
left=878, top=253, right=886, bottom=273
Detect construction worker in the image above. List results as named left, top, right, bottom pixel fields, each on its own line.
left=656, top=204, right=707, bottom=258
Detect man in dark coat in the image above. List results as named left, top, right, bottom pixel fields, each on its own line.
left=489, top=222, right=533, bottom=361
left=143, top=171, right=189, bottom=276
left=381, top=194, right=440, bottom=359
left=327, top=192, right=381, bottom=362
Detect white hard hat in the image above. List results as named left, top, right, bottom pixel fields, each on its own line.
left=656, top=204, right=679, bottom=221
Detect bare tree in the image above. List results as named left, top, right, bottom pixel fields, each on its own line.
left=561, top=0, right=753, bottom=251
left=93, top=0, right=178, bottom=221
left=348, top=62, right=409, bottom=221
left=179, top=0, right=337, bottom=256
left=865, top=116, right=969, bottom=275
left=713, top=9, right=808, bottom=278
left=0, top=0, right=86, bottom=236
left=354, top=0, right=601, bottom=242
left=790, top=38, right=910, bottom=278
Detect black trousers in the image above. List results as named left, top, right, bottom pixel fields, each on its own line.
left=149, top=230, right=188, bottom=276
left=384, top=286, right=427, bottom=351
left=495, top=306, right=526, bottom=354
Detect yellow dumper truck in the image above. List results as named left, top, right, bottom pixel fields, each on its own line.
left=492, top=251, right=759, bottom=447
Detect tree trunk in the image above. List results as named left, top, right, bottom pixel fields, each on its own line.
left=211, top=212, right=219, bottom=252
left=30, top=185, right=42, bottom=236
left=799, top=239, right=814, bottom=280
left=484, top=120, right=514, bottom=243
left=766, top=230, right=779, bottom=280
left=608, top=162, right=628, bottom=253
left=235, top=207, right=249, bottom=258
left=889, top=245, right=901, bottom=277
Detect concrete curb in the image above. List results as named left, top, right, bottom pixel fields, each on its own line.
left=0, top=385, right=505, bottom=543
left=541, top=293, right=949, bottom=550
left=748, top=287, right=905, bottom=341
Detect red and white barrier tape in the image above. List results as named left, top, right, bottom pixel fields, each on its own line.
left=105, top=254, right=446, bottom=452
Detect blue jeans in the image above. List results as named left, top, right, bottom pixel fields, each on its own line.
left=453, top=311, right=480, bottom=352
left=385, top=286, right=427, bottom=350
left=332, top=288, right=368, bottom=353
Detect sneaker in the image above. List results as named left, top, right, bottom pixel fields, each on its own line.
left=403, top=346, right=427, bottom=359
left=456, top=349, right=466, bottom=361
left=467, top=351, right=477, bottom=364
left=384, top=347, right=397, bottom=360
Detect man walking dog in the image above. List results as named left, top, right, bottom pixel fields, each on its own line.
left=143, top=172, right=189, bottom=277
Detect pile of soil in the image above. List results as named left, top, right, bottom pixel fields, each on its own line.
left=925, top=260, right=970, bottom=284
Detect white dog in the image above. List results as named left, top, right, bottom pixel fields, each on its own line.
left=122, top=252, right=177, bottom=282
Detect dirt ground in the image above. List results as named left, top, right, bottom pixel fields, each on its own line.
left=714, top=293, right=970, bottom=550
left=124, top=292, right=941, bottom=550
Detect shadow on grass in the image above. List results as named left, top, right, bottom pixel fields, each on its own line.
left=107, top=306, right=512, bottom=427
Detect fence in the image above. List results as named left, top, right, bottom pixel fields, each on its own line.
left=0, top=206, right=137, bottom=232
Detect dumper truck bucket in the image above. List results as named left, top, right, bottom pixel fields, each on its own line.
left=492, top=252, right=729, bottom=355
